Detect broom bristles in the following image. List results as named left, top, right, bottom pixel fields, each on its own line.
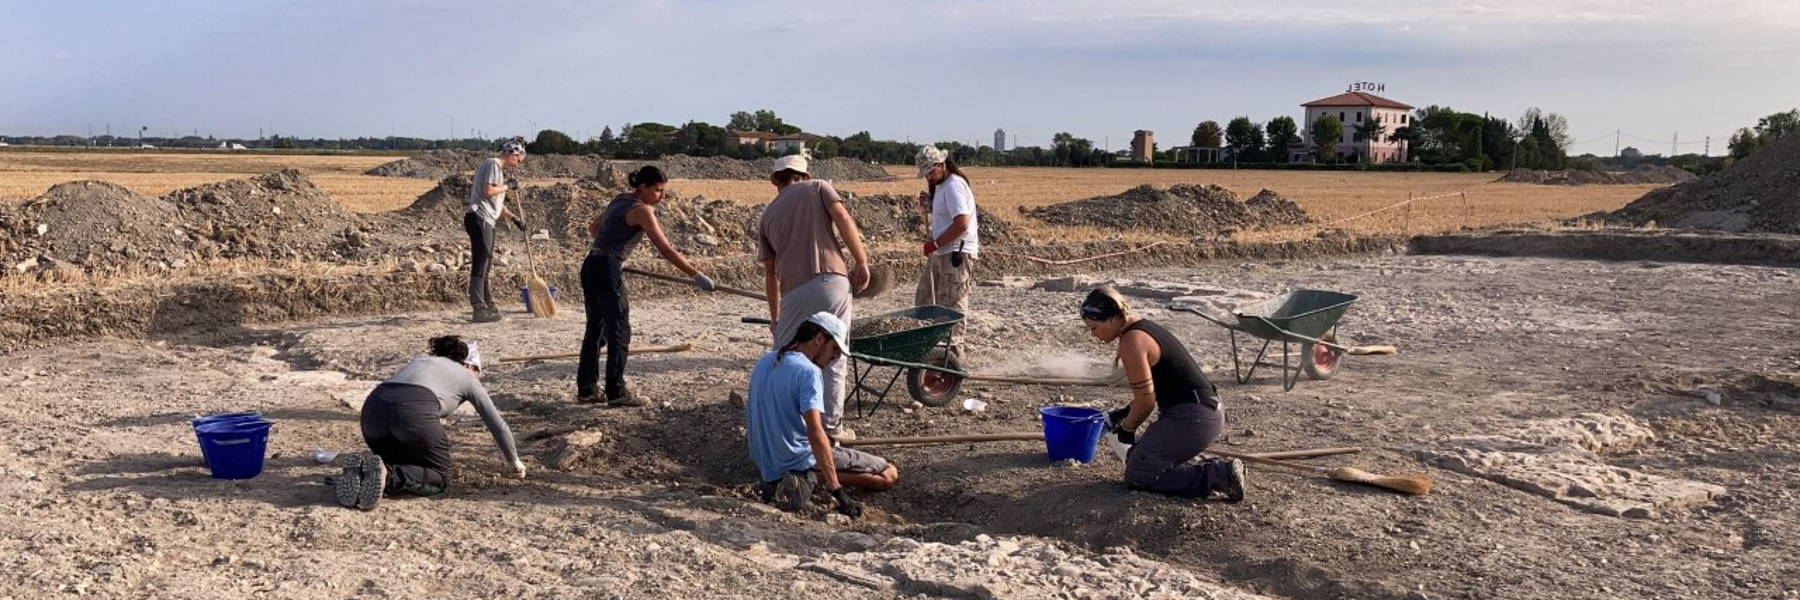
left=1330, top=466, right=1433, bottom=495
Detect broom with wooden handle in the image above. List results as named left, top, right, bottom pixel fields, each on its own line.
left=1207, top=448, right=1432, bottom=495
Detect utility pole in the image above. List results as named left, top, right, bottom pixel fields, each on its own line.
left=1671, top=131, right=1678, bottom=157
left=1704, top=136, right=1710, bottom=157
left=1614, top=130, right=1620, bottom=157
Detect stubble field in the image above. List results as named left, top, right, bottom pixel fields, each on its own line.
left=0, top=150, right=1656, bottom=241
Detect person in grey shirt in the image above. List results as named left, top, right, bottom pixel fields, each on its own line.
left=334, top=335, right=524, bottom=510
left=465, top=139, right=529, bottom=323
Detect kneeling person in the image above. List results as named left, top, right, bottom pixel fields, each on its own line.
left=336, top=335, right=524, bottom=510
left=747, top=312, right=898, bottom=515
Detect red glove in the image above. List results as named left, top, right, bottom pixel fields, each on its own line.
left=922, top=240, right=939, bottom=256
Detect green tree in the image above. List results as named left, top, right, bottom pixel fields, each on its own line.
left=1516, top=108, right=1572, bottom=149
left=1310, top=115, right=1342, bottom=163
left=1352, top=118, right=1384, bottom=162
left=1225, top=117, right=1264, bottom=162
left=1728, top=127, right=1762, bottom=159
left=1191, top=120, right=1223, bottom=148
left=527, top=129, right=581, bottom=155
left=1265, top=116, right=1299, bottom=163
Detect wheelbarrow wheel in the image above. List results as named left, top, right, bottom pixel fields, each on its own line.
left=906, top=348, right=963, bottom=407
left=1302, top=333, right=1344, bottom=380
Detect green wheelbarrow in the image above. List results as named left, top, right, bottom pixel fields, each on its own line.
left=1170, top=290, right=1395, bottom=391
left=744, top=305, right=967, bottom=417
left=845, top=305, right=966, bottom=417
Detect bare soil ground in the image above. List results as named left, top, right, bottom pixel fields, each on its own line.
left=3, top=254, right=1795, bottom=598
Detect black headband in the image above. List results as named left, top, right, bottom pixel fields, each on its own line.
left=1080, top=293, right=1123, bottom=321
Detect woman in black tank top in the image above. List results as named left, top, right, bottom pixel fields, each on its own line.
left=574, top=166, right=716, bottom=407
left=1080, top=286, right=1246, bottom=502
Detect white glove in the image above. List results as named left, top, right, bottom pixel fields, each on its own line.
left=692, top=273, right=717, bottom=292
left=510, top=459, right=527, bottom=478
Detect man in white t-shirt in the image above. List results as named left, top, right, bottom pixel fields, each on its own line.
left=913, top=146, right=979, bottom=342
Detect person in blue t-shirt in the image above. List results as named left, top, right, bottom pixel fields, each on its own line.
left=746, top=312, right=898, bottom=516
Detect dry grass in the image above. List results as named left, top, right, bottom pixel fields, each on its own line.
left=672, top=165, right=1659, bottom=242
left=2, top=151, right=1661, bottom=240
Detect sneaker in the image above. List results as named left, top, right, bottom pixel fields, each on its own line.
left=473, top=310, right=503, bottom=324
left=575, top=392, right=604, bottom=404
left=332, top=454, right=364, bottom=508
left=757, top=480, right=778, bottom=504
left=606, top=389, right=647, bottom=408
left=1220, top=458, right=1247, bottom=503
left=356, top=454, right=387, bottom=511
left=830, top=426, right=857, bottom=443
left=772, top=471, right=814, bottom=513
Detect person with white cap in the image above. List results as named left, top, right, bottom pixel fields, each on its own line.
left=757, top=154, right=872, bottom=439
left=334, top=335, right=524, bottom=511
left=746, top=312, right=899, bottom=516
left=913, top=146, right=980, bottom=342
left=465, top=138, right=530, bottom=323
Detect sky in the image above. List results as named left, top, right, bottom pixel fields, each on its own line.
left=4, top=0, right=1797, bottom=156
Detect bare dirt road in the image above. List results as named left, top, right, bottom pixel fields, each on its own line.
left=2, top=253, right=1796, bottom=599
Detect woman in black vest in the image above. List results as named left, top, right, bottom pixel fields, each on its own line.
left=1080, top=286, right=1245, bottom=501
left=576, top=166, right=714, bottom=407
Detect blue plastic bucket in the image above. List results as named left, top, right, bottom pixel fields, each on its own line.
left=1039, top=406, right=1108, bottom=463
left=194, top=419, right=273, bottom=479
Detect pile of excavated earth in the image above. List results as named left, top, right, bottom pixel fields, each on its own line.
left=596, top=155, right=895, bottom=184
left=0, top=170, right=370, bottom=278
left=1022, top=184, right=1312, bottom=237
left=365, top=150, right=599, bottom=180
left=1497, top=166, right=1697, bottom=185
left=0, top=167, right=1031, bottom=281
left=1609, top=134, right=1800, bottom=232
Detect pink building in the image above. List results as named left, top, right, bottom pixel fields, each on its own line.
left=1301, top=91, right=1413, bottom=163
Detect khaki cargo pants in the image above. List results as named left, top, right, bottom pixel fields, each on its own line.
left=915, top=252, right=975, bottom=342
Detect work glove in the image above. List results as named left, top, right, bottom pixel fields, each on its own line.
left=692, top=272, right=716, bottom=292
left=510, top=459, right=527, bottom=478
left=1115, top=427, right=1136, bottom=446
left=922, top=240, right=939, bottom=257
left=1106, top=407, right=1130, bottom=430
left=505, top=178, right=520, bottom=191
left=831, top=487, right=862, bottom=518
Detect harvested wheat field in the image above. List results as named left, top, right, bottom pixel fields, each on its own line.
left=2, top=152, right=1656, bottom=239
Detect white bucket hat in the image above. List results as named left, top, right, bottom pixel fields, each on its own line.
left=771, top=154, right=809, bottom=175
left=501, top=140, right=526, bottom=156
left=915, top=145, right=948, bottom=178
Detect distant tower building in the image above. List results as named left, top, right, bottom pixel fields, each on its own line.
left=994, top=128, right=1006, bottom=151
left=1130, top=130, right=1155, bottom=162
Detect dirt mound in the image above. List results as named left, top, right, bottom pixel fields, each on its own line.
left=597, top=155, right=894, bottom=184
left=0, top=181, right=194, bottom=276
left=1498, top=166, right=1697, bottom=186
left=1021, top=184, right=1311, bottom=236
left=2, top=171, right=370, bottom=279
left=843, top=193, right=1016, bottom=245
left=163, top=169, right=364, bottom=260
left=366, top=150, right=600, bottom=180
left=1610, top=134, right=1800, bottom=232
left=654, top=195, right=765, bottom=256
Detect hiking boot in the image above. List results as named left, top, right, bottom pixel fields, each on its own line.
left=356, top=453, right=387, bottom=511
left=575, top=392, right=604, bottom=404
left=472, top=310, right=503, bottom=324
left=332, top=454, right=364, bottom=508
left=829, top=426, right=857, bottom=443
left=606, top=389, right=647, bottom=408
left=757, top=480, right=778, bottom=504
left=1220, top=458, right=1247, bottom=503
left=772, top=471, right=814, bottom=513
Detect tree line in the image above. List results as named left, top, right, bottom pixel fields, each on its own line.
left=1179, top=107, right=1574, bottom=171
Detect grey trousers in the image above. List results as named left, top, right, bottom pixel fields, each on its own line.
left=1124, top=402, right=1230, bottom=498
left=771, top=274, right=852, bottom=431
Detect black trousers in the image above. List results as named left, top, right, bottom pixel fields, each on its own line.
left=360, top=383, right=453, bottom=496
left=577, top=254, right=631, bottom=398
left=1124, top=402, right=1230, bottom=498
left=463, top=212, right=496, bottom=313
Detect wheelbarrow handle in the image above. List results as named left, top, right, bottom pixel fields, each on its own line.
left=1167, top=303, right=1238, bottom=329
left=741, top=316, right=772, bottom=325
